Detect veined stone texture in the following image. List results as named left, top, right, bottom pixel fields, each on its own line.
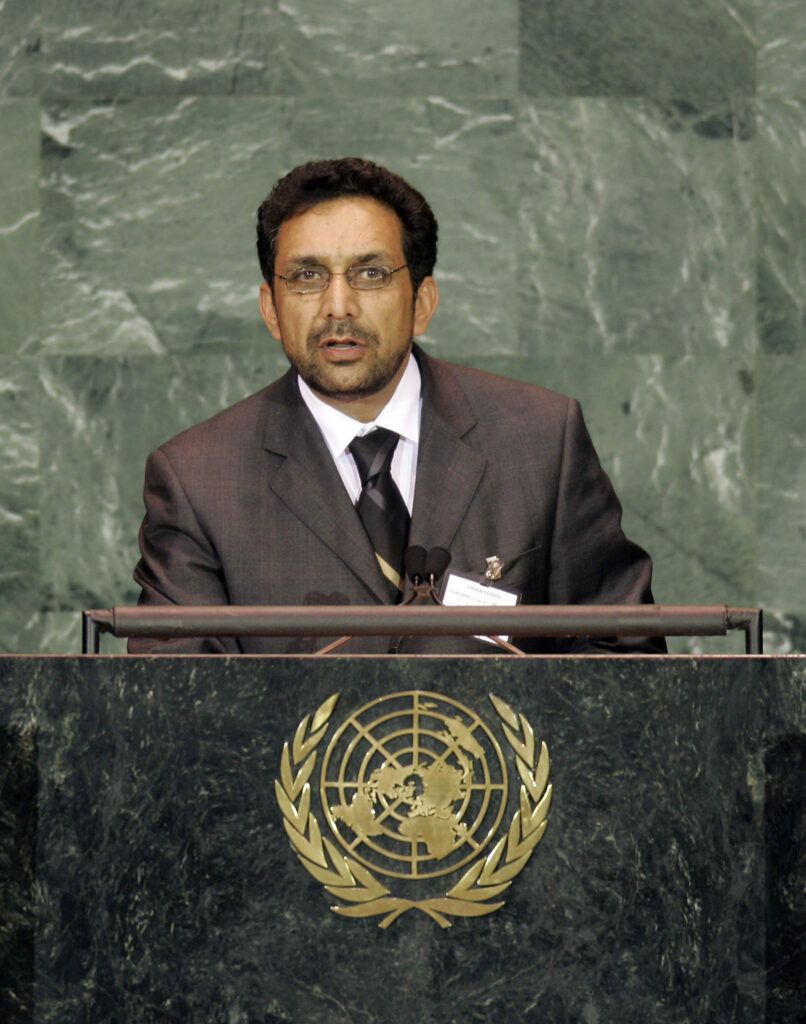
left=757, top=99, right=806, bottom=653
left=0, top=99, right=39, bottom=353
left=759, top=0, right=806, bottom=97
left=0, top=0, right=40, bottom=96
left=0, top=1, right=804, bottom=653
left=0, top=358, right=39, bottom=654
left=0, top=655, right=783, bottom=1022
left=41, top=1, right=518, bottom=98
left=520, top=0, right=757, bottom=98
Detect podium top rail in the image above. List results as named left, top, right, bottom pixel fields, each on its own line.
left=81, top=604, right=763, bottom=654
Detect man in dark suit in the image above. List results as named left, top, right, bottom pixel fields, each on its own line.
left=131, top=157, right=664, bottom=654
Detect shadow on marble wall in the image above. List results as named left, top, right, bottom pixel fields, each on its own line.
left=0, top=1, right=804, bottom=654
left=765, top=734, right=806, bottom=1022
left=0, top=726, right=36, bottom=1022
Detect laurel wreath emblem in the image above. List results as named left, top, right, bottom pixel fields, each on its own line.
left=275, top=692, right=551, bottom=928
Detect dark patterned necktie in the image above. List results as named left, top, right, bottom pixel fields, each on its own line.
left=349, top=428, right=410, bottom=600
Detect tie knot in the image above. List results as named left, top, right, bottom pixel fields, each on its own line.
left=349, top=428, right=399, bottom=486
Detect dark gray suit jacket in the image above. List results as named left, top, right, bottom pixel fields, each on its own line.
left=131, top=347, right=663, bottom=654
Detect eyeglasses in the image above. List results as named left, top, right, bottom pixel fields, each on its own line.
left=275, top=263, right=409, bottom=294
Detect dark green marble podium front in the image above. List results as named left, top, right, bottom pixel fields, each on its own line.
left=1, top=655, right=804, bottom=1023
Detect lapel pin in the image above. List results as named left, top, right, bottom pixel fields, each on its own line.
left=484, top=556, right=504, bottom=581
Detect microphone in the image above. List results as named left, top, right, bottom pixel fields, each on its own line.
left=314, top=545, right=450, bottom=653
left=400, top=546, right=451, bottom=606
left=403, top=545, right=427, bottom=585
left=423, top=547, right=451, bottom=585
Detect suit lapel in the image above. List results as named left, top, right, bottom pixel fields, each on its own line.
left=259, top=354, right=486, bottom=602
left=409, top=349, right=486, bottom=552
left=260, top=371, right=391, bottom=602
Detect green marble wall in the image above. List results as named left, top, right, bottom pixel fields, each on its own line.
left=1, top=1, right=804, bottom=654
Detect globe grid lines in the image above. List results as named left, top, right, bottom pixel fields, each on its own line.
left=320, top=690, right=508, bottom=880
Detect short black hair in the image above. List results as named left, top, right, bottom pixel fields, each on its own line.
left=256, top=157, right=438, bottom=293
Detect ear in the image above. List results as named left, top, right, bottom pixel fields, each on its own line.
left=259, top=282, right=283, bottom=341
left=412, top=276, right=439, bottom=337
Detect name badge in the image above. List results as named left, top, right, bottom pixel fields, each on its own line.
left=441, top=571, right=520, bottom=644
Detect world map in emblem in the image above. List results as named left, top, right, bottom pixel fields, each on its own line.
left=320, top=690, right=509, bottom=879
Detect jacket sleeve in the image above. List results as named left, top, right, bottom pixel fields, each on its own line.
left=129, top=447, right=240, bottom=654
left=547, top=399, right=665, bottom=654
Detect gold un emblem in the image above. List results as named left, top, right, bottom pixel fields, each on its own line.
left=275, top=690, right=552, bottom=928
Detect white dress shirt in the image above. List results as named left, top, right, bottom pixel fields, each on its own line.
left=296, top=354, right=421, bottom=513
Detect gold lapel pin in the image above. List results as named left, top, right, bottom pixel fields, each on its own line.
left=484, top=556, right=504, bottom=581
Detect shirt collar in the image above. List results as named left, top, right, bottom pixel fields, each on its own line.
left=297, top=351, right=422, bottom=460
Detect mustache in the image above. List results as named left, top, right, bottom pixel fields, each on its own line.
left=308, top=322, right=378, bottom=347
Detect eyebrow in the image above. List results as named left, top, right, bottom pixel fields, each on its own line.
left=283, top=251, right=393, bottom=269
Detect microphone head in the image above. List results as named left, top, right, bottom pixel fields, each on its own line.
left=403, top=545, right=427, bottom=582
left=424, top=547, right=451, bottom=581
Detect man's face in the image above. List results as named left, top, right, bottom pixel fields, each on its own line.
left=259, top=197, right=438, bottom=420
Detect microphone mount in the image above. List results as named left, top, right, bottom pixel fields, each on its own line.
left=402, top=546, right=451, bottom=605
left=314, top=547, right=452, bottom=653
